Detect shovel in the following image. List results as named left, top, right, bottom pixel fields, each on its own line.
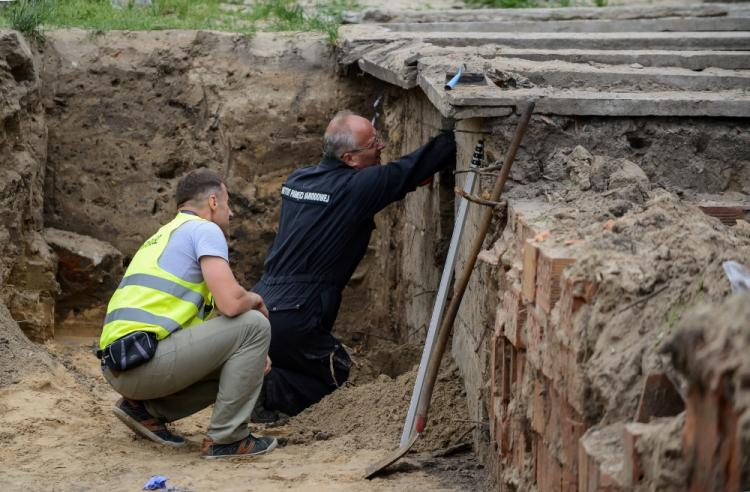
left=364, top=99, right=536, bottom=479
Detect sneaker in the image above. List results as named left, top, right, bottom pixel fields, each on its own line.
left=112, top=397, right=186, bottom=447
left=201, top=434, right=278, bottom=459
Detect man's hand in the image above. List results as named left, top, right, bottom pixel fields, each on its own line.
left=264, top=355, right=272, bottom=375
left=252, top=293, right=270, bottom=318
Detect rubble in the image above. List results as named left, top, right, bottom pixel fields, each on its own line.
left=43, top=228, right=123, bottom=317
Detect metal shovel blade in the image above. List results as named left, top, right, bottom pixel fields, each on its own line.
left=363, top=432, right=420, bottom=479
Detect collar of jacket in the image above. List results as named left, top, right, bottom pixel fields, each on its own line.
left=318, top=156, right=351, bottom=171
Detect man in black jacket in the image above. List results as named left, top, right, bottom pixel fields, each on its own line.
left=252, top=110, right=456, bottom=417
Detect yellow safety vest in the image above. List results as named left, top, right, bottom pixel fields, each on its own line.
left=99, top=213, right=215, bottom=349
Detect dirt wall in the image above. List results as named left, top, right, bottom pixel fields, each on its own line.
left=0, top=31, right=57, bottom=341
left=40, top=29, right=379, bottom=289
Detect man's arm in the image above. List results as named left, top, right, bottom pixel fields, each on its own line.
left=200, top=256, right=269, bottom=318
left=353, top=131, right=456, bottom=218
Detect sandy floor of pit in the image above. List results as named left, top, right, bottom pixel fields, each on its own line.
left=0, top=329, right=488, bottom=492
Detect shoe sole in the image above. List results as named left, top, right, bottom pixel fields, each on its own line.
left=202, top=437, right=278, bottom=460
left=113, top=406, right=186, bottom=448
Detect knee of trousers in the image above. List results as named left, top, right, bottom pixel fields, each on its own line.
left=235, top=310, right=271, bottom=346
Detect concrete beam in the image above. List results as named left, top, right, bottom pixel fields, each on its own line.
left=384, top=16, right=750, bottom=34
left=358, top=57, right=415, bottom=89
left=418, top=70, right=750, bottom=118
left=489, top=48, right=750, bottom=71
left=340, top=26, right=750, bottom=52
left=432, top=56, right=750, bottom=92
left=353, top=3, right=737, bottom=24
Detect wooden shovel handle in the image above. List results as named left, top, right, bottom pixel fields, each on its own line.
left=415, top=100, right=536, bottom=433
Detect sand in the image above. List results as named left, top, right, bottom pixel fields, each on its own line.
left=0, top=315, right=487, bottom=491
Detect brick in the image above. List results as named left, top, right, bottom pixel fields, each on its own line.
left=684, top=380, right=742, bottom=492
left=536, top=246, right=576, bottom=314
left=522, top=239, right=539, bottom=303
left=697, top=202, right=750, bottom=226
left=526, top=304, right=548, bottom=370
left=531, top=377, right=548, bottom=435
left=490, top=333, right=502, bottom=399
left=635, top=372, right=685, bottom=423
left=561, top=345, right=589, bottom=418
left=561, top=398, right=586, bottom=482
left=558, top=271, right=598, bottom=342
left=510, top=203, right=551, bottom=260
left=547, top=386, right=563, bottom=451
left=537, top=437, right=563, bottom=492
left=542, top=328, right=561, bottom=382
left=511, top=347, right=526, bottom=390
left=579, top=424, right=625, bottom=492
left=502, top=284, right=527, bottom=348
left=501, top=337, right=513, bottom=404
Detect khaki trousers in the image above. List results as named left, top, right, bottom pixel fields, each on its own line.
left=103, top=310, right=270, bottom=444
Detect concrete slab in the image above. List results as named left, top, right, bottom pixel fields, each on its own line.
left=352, top=4, right=737, bottom=24
left=337, top=3, right=750, bottom=119
left=418, top=69, right=750, bottom=118
left=488, top=48, right=750, bottom=71
left=340, top=26, right=750, bottom=52
left=384, top=16, right=750, bottom=34
left=418, top=56, right=750, bottom=91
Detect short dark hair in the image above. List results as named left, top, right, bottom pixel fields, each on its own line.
left=175, top=168, right=225, bottom=207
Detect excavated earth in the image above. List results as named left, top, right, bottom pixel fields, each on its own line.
left=2, top=4, right=750, bottom=492
left=0, top=27, right=489, bottom=491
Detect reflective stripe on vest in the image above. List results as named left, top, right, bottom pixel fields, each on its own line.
left=99, top=213, right=215, bottom=349
left=116, top=273, right=206, bottom=314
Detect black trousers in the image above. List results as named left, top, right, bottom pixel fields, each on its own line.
left=262, top=303, right=351, bottom=416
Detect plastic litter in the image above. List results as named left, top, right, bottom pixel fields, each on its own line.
left=144, top=475, right=167, bottom=490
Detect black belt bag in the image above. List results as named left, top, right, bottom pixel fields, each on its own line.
left=97, top=331, right=158, bottom=371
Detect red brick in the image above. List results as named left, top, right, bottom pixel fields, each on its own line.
left=635, top=372, right=685, bottom=423
left=501, top=337, right=513, bottom=404
left=559, top=271, right=598, bottom=342
left=512, top=348, right=526, bottom=390
left=535, top=246, right=576, bottom=314
left=561, top=345, right=588, bottom=418
left=531, top=377, right=548, bottom=435
left=579, top=425, right=624, bottom=492
left=622, top=422, right=648, bottom=487
left=537, top=437, right=563, bottom=492
left=522, top=239, right=539, bottom=303
left=561, top=399, right=586, bottom=480
left=684, top=380, right=741, bottom=492
left=542, top=329, right=561, bottom=383
left=697, top=203, right=750, bottom=226
left=526, top=304, right=547, bottom=370
left=490, top=333, right=502, bottom=400
left=502, top=285, right=527, bottom=349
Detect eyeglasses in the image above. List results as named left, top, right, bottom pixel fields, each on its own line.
left=344, top=134, right=384, bottom=154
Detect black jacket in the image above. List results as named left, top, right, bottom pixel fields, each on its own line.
left=252, top=131, right=456, bottom=334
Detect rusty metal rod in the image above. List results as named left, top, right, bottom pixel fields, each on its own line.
left=413, top=100, right=536, bottom=435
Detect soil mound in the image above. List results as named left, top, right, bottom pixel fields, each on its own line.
left=0, top=302, right=57, bottom=387
left=288, top=361, right=474, bottom=452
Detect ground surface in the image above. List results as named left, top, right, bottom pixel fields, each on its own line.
left=0, top=314, right=489, bottom=491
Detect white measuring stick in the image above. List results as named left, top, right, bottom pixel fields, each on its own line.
left=399, top=159, right=479, bottom=446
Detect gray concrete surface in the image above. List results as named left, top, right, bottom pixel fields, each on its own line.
left=338, top=2, right=750, bottom=118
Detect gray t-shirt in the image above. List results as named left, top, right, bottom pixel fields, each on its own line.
left=158, top=215, right=229, bottom=283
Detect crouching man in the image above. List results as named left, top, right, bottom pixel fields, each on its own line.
left=99, top=168, right=277, bottom=459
